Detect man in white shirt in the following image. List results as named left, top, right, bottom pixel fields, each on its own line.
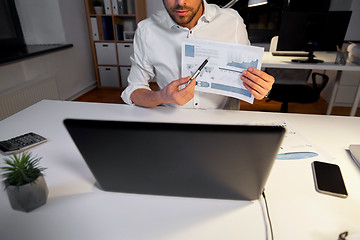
left=121, top=0, right=274, bottom=109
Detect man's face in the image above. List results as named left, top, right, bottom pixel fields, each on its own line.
left=163, top=0, right=204, bottom=29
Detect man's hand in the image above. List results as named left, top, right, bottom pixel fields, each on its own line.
left=130, top=77, right=196, bottom=107
left=160, top=76, right=196, bottom=105
left=241, top=68, right=274, bottom=100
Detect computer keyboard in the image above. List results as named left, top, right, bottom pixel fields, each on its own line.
left=272, top=51, right=310, bottom=57
left=0, top=132, right=47, bottom=155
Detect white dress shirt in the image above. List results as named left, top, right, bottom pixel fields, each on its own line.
left=121, top=1, right=250, bottom=109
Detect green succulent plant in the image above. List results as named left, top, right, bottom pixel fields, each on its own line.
left=1, top=152, right=46, bottom=189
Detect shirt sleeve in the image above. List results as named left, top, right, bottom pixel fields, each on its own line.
left=234, top=10, right=250, bottom=45
left=121, top=26, right=155, bottom=104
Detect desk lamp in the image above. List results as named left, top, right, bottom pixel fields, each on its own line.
left=222, top=0, right=268, bottom=8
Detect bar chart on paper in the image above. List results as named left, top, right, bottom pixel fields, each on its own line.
left=181, top=38, right=264, bottom=103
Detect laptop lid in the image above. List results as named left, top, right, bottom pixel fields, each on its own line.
left=64, top=119, right=285, bottom=201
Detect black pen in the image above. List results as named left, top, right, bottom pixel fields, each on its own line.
left=187, top=57, right=209, bottom=85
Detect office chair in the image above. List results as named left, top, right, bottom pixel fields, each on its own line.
left=266, top=36, right=329, bottom=113
left=265, top=68, right=329, bottom=113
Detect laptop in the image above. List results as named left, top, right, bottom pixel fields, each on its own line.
left=349, top=144, right=360, bottom=168
left=64, top=119, right=285, bottom=201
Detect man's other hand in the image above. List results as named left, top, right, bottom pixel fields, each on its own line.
left=241, top=68, right=274, bottom=100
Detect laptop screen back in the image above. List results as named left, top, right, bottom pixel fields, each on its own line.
left=64, top=119, right=285, bottom=201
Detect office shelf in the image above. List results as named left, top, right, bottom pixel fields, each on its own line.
left=84, top=0, right=146, bottom=88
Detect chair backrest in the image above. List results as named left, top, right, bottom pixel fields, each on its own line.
left=267, top=36, right=312, bottom=85
left=269, top=36, right=279, bottom=52
left=265, top=68, right=312, bottom=85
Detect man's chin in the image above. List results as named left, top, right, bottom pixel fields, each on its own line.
left=173, top=16, right=192, bottom=26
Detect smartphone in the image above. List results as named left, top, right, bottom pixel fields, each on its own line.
left=312, top=161, right=348, bottom=198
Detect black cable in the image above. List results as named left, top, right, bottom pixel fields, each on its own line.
left=262, top=190, right=274, bottom=240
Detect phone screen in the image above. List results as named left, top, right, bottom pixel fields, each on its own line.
left=312, top=161, right=348, bottom=198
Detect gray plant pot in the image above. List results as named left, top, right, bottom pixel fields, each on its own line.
left=6, top=175, right=49, bottom=212
left=94, top=6, right=104, bottom=14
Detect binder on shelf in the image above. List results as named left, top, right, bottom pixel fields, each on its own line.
left=90, top=17, right=99, bottom=41
left=126, top=0, right=135, bottom=14
left=117, top=0, right=125, bottom=14
left=103, top=0, right=112, bottom=14
left=115, top=24, right=124, bottom=40
left=111, top=0, right=119, bottom=14
left=102, top=17, right=114, bottom=40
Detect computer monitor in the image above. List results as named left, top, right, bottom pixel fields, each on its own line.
left=277, top=11, right=352, bottom=63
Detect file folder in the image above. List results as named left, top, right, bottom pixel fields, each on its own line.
left=90, top=17, right=99, bottom=41
left=104, top=0, right=112, bottom=14
left=102, top=17, right=114, bottom=40
left=126, top=0, right=135, bottom=14
left=112, top=0, right=119, bottom=14
left=117, top=0, right=125, bottom=14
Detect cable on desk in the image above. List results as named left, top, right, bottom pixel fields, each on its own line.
left=261, top=190, right=274, bottom=240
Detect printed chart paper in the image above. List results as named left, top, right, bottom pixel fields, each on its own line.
left=181, top=38, right=264, bottom=104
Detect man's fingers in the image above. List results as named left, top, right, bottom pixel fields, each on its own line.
left=241, top=68, right=274, bottom=100
left=243, top=82, right=264, bottom=99
left=162, top=76, right=195, bottom=105
left=185, top=77, right=196, bottom=88
left=241, top=71, right=265, bottom=92
left=179, top=76, right=191, bottom=85
left=246, top=68, right=274, bottom=83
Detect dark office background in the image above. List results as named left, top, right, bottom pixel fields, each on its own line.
left=207, top=0, right=332, bottom=43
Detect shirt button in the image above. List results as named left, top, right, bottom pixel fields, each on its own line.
left=190, top=30, right=192, bottom=34
left=195, top=102, right=198, bottom=106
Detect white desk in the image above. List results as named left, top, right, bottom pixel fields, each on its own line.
left=262, top=52, right=360, bottom=116
left=0, top=100, right=360, bottom=240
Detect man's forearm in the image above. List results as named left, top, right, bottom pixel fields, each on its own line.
left=130, top=89, right=163, bottom=108
left=129, top=77, right=195, bottom=107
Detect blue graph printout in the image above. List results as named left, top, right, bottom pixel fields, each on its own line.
left=181, top=38, right=264, bottom=104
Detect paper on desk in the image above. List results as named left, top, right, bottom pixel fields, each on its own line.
left=181, top=38, right=264, bottom=104
left=248, top=121, right=335, bottom=161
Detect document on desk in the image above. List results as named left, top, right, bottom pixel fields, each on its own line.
left=249, top=121, right=334, bottom=161
left=181, top=38, right=264, bottom=104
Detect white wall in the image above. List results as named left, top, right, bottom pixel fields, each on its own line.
left=345, top=0, right=360, bottom=41
left=330, top=0, right=360, bottom=41
left=0, top=0, right=96, bottom=101
left=15, top=0, right=67, bottom=44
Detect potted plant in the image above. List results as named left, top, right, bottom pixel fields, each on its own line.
left=1, top=151, right=48, bottom=212
left=93, top=0, right=104, bottom=14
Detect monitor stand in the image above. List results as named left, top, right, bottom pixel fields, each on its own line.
left=291, top=42, right=324, bottom=63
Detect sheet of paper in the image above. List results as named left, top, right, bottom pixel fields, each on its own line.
left=248, top=120, right=335, bottom=162
left=181, top=38, right=264, bottom=104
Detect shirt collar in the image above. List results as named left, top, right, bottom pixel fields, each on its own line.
left=164, top=0, right=217, bottom=30
left=202, top=0, right=217, bottom=22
